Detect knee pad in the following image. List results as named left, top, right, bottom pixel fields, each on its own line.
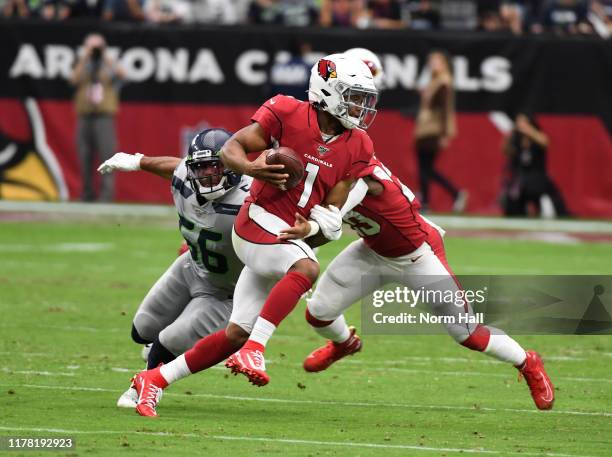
left=305, top=308, right=334, bottom=328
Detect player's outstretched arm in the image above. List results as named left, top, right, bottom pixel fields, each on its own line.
left=340, top=178, right=369, bottom=216
left=221, top=123, right=289, bottom=188
left=324, top=179, right=354, bottom=210
left=97, top=153, right=180, bottom=180
left=139, top=156, right=181, bottom=180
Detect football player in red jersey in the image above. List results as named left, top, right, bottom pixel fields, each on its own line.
left=302, top=158, right=555, bottom=410
left=131, top=53, right=380, bottom=416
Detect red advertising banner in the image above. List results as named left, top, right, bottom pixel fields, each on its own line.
left=1, top=98, right=610, bottom=217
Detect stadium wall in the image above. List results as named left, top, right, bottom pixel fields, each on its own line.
left=0, top=21, right=610, bottom=217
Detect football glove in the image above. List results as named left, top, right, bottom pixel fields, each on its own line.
left=310, top=204, right=343, bottom=241
left=97, top=152, right=143, bottom=174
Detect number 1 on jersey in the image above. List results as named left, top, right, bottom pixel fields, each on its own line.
left=297, top=163, right=320, bottom=208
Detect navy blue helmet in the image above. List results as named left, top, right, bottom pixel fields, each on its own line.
left=185, top=128, right=240, bottom=201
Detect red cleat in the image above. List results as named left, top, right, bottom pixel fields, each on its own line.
left=226, top=347, right=270, bottom=386
left=303, top=327, right=362, bottom=372
left=132, top=369, right=167, bottom=417
left=517, top=351, right=555, bottom=410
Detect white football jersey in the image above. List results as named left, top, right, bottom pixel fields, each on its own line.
left=172, top=158, right=251, bottom=293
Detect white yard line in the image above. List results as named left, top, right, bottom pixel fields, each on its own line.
left=0, top=243, right=114, bottom=253
left=0, top=201, right=176, bottom=218
left=0, top=426, right=600, bottom=457
left=4, top=362, right=609, bottom=384
left=1, top=383, right=609, bottom=418
left=0, top=324, right=121, bottom=333
left=0, top=351, right=50, bottom=357
left=346, top=355, right=585, bottom=364
left=2, top=201, right=612, bottom=234
left=343, top=365, right=612, bottom=384
left=1, top=368, right=74, bottom=377
left=429, top=215, right=612, bottom=234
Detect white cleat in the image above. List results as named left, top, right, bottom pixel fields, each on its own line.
left=141, top=343, right=152, bottom=362
left=116, top=386, right=138, bottom=408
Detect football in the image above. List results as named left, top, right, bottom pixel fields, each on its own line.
left=265, top=146, right=305, bottom=190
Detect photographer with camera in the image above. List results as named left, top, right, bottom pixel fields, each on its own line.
left=501, top=113, right=570, bottom=218
left=70, top=33, right=126, bottom=202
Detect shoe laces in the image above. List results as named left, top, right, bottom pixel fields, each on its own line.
left=141, top=382, right=162, bottom=409
left=249, top=350, right=265, bottom=369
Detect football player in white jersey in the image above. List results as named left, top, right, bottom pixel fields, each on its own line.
left=97, top=128, right=252, bottom=408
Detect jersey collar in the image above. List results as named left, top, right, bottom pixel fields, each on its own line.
left=308, top=104, right=350, bottom=146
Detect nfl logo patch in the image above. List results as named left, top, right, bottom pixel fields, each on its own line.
left=317, top=145, right=330, bottom=154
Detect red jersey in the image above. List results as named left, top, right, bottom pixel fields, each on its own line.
left=246, top=95, right=374, bottom=225
left=343, top=159, right=438, bottom=258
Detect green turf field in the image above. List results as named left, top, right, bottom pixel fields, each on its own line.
left=1, top=218, right=611, bottom=457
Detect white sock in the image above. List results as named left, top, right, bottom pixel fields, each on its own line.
left=249, top=317, right=277, bottom=348
left=483, top=328, right=527, bottom=366
left=313, top=315, right=351, bottom=343
left=159, top=354, right=192, bottom=384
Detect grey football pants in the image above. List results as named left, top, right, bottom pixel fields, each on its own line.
left=133, top=252, right=233, bottom=356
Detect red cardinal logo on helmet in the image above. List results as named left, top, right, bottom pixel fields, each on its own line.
left=362, top=59, right=378, bottom=77
left=317, top=59, right=337, bottom=82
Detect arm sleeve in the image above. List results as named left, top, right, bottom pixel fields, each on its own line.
left=340, top=178, right=369, bottom=217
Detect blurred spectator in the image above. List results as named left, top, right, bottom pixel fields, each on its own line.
left=404, top=0, right=441, bottom=29
left=414, top=50, right=468, bottom=213
left=40, top=0, right=102, bottom=20
left=268, top=39, right=312, bottom=100
left=538, top=0, right=592, bottom=34
left=439, top=0, right=478, bottom=29
left=41, top=0, right=70, bottom=19
left=249, top=0, right=319, bottom=26
left=357, top=0, right=406, bottom=28
left=1, top=0, right=42, bottom=17
left=190, top=0, right=249, bottom=24
left=477, top=0, right=523, bottom=34
left=319, top=0, right=365, bottom=27
left=520, top=0, right=546, bottom=32
left=102, top=0, right=144, bottom=21
left=144, top=0, right=190, bottom=23
left=70, top=34, right=126, bottom=202
left=501, top=113, right=569, bottom=218
left=478, top=0, right=504, bottom=31
left=588, top=0, right=612, bottom=37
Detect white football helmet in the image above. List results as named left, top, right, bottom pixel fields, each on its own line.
left=344, top=47, right=384, bottom=90
left=308, top=53, right=378, bottom=130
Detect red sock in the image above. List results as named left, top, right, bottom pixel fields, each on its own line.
left=259, top=271, right=313, bottom=326
left=184, top=329, right=238, bottom=373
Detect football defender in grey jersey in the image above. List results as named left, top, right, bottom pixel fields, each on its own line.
left=98, top=128, right=252, bottom=408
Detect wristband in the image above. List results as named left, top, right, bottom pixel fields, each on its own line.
left=135, top=153, right=144, bottom=170
left=306, top=220, right=320, bottom=238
